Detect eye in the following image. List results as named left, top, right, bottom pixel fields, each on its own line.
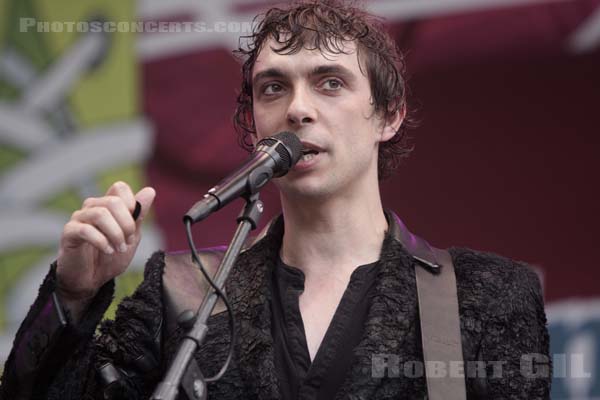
left=321, top=78, right=344, bottom=91
left=263, top=82, right=284, bottom=95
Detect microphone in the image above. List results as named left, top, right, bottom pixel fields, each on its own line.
left=183, top=131, right=302, bottom=224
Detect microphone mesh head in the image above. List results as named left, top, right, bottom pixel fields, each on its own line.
left=257, top=131, right=302, bottom=171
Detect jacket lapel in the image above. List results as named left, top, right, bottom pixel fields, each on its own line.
left=335, top=211, right=439, bottom=398
left=335, top=233, right=425, bottom=399
left=225, top=218, right=283, bottom=400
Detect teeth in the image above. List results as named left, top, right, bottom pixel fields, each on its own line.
left=301, top=153, right=315, bottom=161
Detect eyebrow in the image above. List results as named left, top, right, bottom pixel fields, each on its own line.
left=252, top=68, right=286, bottom=88
left=309, top=64, right=355, bottom=80
left=252, top=64, right=356, bottom=88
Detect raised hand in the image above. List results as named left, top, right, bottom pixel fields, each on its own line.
left=56, top=181, right=155, bottom=308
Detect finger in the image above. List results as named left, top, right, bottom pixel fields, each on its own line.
left=122, top=187, right=156, bottom=246
left=63, top=220, right=116, bottom=255
left=79, top=196, right=137, bottom=241
left=105, top=181, right=136, bottom=212
left=133, top=187, right=156, bottom=223
left=73, top=207, right=129, bottom=252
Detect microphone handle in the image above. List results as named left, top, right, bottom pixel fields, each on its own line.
left=183, top=151, right=277, bottom=224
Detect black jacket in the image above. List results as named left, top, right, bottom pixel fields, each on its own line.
left=0, top=213, right=551, bottom=399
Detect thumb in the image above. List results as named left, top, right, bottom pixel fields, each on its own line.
left=134, top=186, right=156, bottom=223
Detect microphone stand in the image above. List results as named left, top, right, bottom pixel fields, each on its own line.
left=150, top=193, right=264, bottom=400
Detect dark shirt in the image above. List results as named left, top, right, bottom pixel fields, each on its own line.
left=270, top=256, right=380, bottom=400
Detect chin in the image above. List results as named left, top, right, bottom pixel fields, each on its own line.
left=276, top=176, right=337, bottom=201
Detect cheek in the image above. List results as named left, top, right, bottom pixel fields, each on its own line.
left=252, top=107, right=274, bottom=138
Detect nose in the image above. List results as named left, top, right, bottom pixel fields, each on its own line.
left=286, top=85, right=317, bottom=128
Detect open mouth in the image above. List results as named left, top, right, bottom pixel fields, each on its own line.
left=300, top=148, right=319, bottom=161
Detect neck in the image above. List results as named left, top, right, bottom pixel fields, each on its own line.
left=279, top=176, right=388, bottom=281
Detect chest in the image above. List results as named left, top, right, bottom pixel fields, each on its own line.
left=195, top=247, right=437, bottom=399
left=298, top=282, right=349, bottom=361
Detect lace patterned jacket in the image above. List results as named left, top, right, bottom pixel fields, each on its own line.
left=0, top=212, right=550, bottom=399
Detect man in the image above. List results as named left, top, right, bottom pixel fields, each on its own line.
left=0, top=1, right=550, bottom=399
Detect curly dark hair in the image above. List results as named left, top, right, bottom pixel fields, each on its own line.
left=233, top=0, right=414, bottom=180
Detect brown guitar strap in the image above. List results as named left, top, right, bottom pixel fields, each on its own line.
left=414, top=247, right=467, bottom=399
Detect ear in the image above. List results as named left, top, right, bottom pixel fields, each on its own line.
left=379, top=104, right=405, bottom=143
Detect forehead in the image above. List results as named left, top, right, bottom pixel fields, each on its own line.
left=252, top=36, right=364, bottom=77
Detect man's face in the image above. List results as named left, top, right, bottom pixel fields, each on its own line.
left=251, top=38, right=398, bottom=200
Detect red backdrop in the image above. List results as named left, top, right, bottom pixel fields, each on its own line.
left=143, top=0, right=600, bottom=304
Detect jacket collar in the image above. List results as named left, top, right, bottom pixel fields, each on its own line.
left=246, top=210, right=441, bottom=272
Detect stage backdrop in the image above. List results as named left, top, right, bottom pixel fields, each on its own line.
left=1, top=0, right=599, bottom=397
